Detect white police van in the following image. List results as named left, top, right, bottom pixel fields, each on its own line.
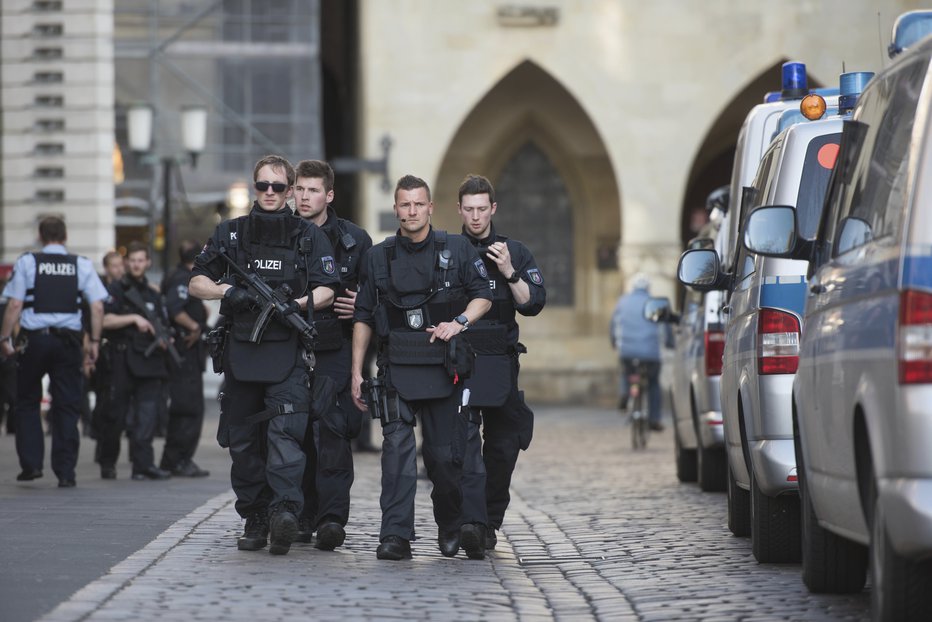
left=744, top=31, right=932, bottom=619
left=680, top=71, right=870, bottom=562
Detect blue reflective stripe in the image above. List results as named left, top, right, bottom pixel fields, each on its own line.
left=902, top=255, right=932, bottom=291
left=760, top=278, right=807, bottom=317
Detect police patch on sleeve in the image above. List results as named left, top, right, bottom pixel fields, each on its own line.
left=527, top=268, right=543, bottom=285
left=321, top=256, right=336, bottom=275
left=176, top=284, right=189, bottom=301
left=474, top=259, right=488, bottom=279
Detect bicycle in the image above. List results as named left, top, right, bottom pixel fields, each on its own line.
left=625, top=359, right=650, bottom=450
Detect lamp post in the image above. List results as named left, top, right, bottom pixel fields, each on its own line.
left=127, top=102, right=207, bottom=273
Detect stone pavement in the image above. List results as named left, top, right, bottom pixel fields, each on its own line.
left=24, top=405, right=871, bottom=622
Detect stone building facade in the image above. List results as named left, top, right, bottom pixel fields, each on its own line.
left=0, top=0, right=921, bottom=402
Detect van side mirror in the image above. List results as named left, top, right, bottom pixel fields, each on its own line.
left=743, top=206, right=798, bottom=256
left=677, top=248, right=727, bottom=291
left=643, top=296, right=679, bottom=323
left=836, top=216, right=873, bottom=255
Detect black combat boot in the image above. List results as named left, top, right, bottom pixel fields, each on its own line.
left=237, top=510, right=269, bottom=551
left=269, top=502, right=300, bottom=556
left=315, top=519, right=346, bottom=551
left=376, top=535, right=412, bottom=560
left=295, top=515, right=314, bottom=544
left=438, top=529, right=460, bottom=558
left=485, top=528, right=498, bottom=550
left=460, top=523, right=487, bottom=560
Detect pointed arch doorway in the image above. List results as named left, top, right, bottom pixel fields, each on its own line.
left=432, top=60, right=622, bottom=403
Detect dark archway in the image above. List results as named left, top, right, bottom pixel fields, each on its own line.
left=433, top=59, right=620, bottom=321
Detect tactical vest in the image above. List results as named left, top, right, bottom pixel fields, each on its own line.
left=463, top=235, right=516, bottom=408
left=371, top=231, right=468, bottom=400
left=28, top=253, right=79, bottom=313
left=220, top=213, right=314, bottom=384
left=118, top=278, right=169, bottom=379
left=315, top=218, right=362, bottom=351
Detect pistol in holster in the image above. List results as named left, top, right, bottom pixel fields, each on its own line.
left=206, top=320, right=229, bottom=374
left=361, top=376, right=413, bottom=427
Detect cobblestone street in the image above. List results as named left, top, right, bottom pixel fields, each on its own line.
left=26, top=406, right=870, bottom=622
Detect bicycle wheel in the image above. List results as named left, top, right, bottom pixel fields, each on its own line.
left=630, top=394, right=646, bottom=450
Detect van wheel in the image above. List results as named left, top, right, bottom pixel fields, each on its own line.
left=800, top=465, right=866, bottom=592
left=697, top=442, right=726, bottom=492
left=871, top=498, right=932, bottom=620
left=674, top=429, right=697, bottom=483
left=727, top=461, right=750, bottom=537
left=750, top=467, right=801, bottom=563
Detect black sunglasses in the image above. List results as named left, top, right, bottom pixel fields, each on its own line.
left=255, top=181, right=289, bottom=194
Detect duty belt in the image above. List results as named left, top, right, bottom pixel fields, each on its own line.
left=21, top=327, right=82, bottom=339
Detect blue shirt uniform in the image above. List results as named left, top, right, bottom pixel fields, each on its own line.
left=3, top=243, right=108, bottom=330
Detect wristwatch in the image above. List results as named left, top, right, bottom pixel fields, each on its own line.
left=454, top=314, right=470, bottom=331
left=505, top=271, right=521, bottom=284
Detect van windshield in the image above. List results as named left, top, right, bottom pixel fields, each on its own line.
left=796, top=133, right=841, bottom=239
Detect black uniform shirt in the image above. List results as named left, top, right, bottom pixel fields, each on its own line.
left=317, top=205, right=373, bottom=323
left=162, top=263, right=207, bottom=329
left=354, top=227, right=492, bottom=328
left=464, top=223, right=546, bottom=344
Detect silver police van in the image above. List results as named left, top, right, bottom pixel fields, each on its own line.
left=744, top=35, right=932, bottom=620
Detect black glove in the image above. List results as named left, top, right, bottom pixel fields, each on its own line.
left=222, top=287, right=256, bottom=313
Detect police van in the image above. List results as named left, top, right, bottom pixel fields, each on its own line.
left=679, top=72, right=870, bottom=562
left=743, top=33, right=932, bottom=619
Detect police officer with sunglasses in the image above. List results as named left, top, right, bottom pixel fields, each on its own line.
left=190, top=155, right=340, bottom=556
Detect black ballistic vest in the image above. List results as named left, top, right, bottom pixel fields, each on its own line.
left=463, top=235, right=515, bottom=408
left=29, top=253, right=79, bottom=313
left=222, top=212, right=312, bottom=384
left=315, top=218, right=363, bottom=351
left=372, top=231, right=468, bottom=400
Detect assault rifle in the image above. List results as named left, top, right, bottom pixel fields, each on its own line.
left=217, top=247, right=317, bottom=355
left=123, top=286, right=183, bottom=365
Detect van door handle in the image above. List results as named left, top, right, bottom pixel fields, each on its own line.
left=809, top=282, right=825, bottom=294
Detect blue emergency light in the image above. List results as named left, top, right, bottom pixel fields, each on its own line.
left=839, top=72, right=874, bottom=114
left=889, top=10, right=932, bottom=58
left=781, top=61, right=808, bottom=99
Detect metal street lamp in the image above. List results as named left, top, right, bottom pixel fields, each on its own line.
left=126, top=102, right=207, bottom=273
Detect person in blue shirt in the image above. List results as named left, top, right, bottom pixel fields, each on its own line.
left=0, top=216, right=107, bottom=487
left=610, top=273, right=666, bottom=431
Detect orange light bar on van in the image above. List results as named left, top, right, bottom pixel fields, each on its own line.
left=800, top=94, right=827, bottom=120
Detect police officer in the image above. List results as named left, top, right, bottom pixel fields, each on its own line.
left=292, top=159, right=372, bottom=550
left=351, top=174, right=492, bottom=561
left=91, top=250, right=124, bottom=475
left=0, top=216, right=107, bottom=487
left=159, top=240, right=210, bottom=478
left=189, top=155, right=339, bottom=556
left=97, top=241, right=174, bottom=481
left=456, top=174, right=546, bottom=551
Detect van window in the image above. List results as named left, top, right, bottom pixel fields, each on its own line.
left=828, top=59, right=925, bottom=258
left=796, top=133, right=841, bottom=239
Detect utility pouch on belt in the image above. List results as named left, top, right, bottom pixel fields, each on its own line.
left=206, top=322, right=228, bottom=373
left=462, top=325, right=510, bottom=407
left=444, top=336, right=475, bottom=381
left=313, top=318, right=344, bottom=352
left=362, top=377, right=415, bottom=426
left=387, top=331, right=454, bottom=400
